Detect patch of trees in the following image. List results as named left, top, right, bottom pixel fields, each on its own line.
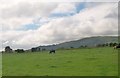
left=4, top=46, right=26, bottom=53
left=31, top=47, right=42, bottom=52
left=96, top=42, right=119, bottom=47
left=42, top=48, right=46, bottom=51
left=31, top=47, right=46, bottom=52
left=15, top=49, right=25, bottom=53
left=5, top=46, right=13, bottom=53
left=31, top=48, right=37, bottom=52
left=79, top=45, right=87, bottom=48
left=70, top=46, right=74, bottom=49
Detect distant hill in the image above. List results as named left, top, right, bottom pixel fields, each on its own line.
left=33, top=36, right=118, bottom=51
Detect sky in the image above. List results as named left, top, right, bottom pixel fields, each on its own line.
left=0, top=0, right=119, bottom=51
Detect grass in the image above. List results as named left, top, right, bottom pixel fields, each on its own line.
left=0, top=53, right=2, bottom=77
left=2, top=47, right=118, bottom=76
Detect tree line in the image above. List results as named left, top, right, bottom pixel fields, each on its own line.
left=3, top=42, right=120, bottom=53
left=96, top=42, right=119, bottom=47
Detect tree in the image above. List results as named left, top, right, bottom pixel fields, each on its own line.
left=31, top=48, right=37, bottom=52
left=42, top=48, right=46, bottom=51
left=80, top=45, right=84, bottom=48
left=109, top=42, right=113, bottom=47
left=84, top=45, right=87, bottom=48
left=70, top=46, right=74, bottom=49
left=112, top=42, right=117, bottom=47
left=101, top=44, right=106, bottom=47
left=15, top=49, right=25, bottom=53
left=5, top=46, right=12, bottom=53
left=105, top=43, right=109, bottom=46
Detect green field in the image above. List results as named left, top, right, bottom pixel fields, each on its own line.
left=0, top=54, right=2, bottom=77
left=2, top=47, right=118, bottom=76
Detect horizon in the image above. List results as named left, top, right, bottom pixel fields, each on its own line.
left=0, top=1, right=118, bottom=51
left=1, top=35, right=119, bottom=52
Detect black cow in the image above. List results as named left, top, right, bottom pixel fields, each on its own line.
left=15, top=49, right=25, bottom=53
left=49, top=50, right=55, bottom=54
left=114, top=45, right=120, bottom=49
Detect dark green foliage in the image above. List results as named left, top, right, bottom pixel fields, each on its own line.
left=15, top=49, right=25, bottom=53
left=5, top=46, right=12, bottom=53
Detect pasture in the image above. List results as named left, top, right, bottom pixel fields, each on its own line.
left=2, top=47, right=118, bottom=76
left=0, top=54, right=2, bottom=77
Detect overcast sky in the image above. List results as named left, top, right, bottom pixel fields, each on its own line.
left=0, top=0, right=119, bottom=51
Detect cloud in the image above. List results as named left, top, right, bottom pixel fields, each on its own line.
left=51, top=3, right=77, bottom=14
left=0, top=2, right=58, bottom=31
left=0, top=2, right=77, bottom=31
left=0, top=2, right=58, bottom=18
left=0, top=2, right=118, bottom=51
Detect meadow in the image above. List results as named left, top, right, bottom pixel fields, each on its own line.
left=0, top=54, right=2, bottom=77
left=2, top=47, right=118, bottom=76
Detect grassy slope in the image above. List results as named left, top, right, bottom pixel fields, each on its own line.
left=2, top=47, right=118, bottom=76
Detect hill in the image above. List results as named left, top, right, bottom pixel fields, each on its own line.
left=34, top=36, right=118, bottom=51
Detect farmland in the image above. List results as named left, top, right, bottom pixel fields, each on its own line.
left=0, top=54, right=2, bottom=77
left=2, top=47, right=118, bottom=76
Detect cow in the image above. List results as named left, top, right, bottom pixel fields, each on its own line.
left=114, top=45, right=120, bottom=49
left=15, top=49, right=25, bottom=53
left=49, top=50, right=55, bottom=54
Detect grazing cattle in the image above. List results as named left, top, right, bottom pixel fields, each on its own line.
left=114, top=45, right=120, bottom=49
left=49, top=50, right=55, bottom=54
left=15, top=49, right=25, bottom=53
left=113, top=46, right=117, bottom=49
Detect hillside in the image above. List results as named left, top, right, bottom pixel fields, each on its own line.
left=34, top=36, right=118, bottom=50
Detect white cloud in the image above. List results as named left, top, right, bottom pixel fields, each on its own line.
left=0, top=2, right=58, bottom=30
left=0, top=2, right=118, bottom=51
left=0, top=2, right=77, bottom=31
left=1, top=17, right=33, bottom=30
left=51, top=3, right=77, bottom=14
